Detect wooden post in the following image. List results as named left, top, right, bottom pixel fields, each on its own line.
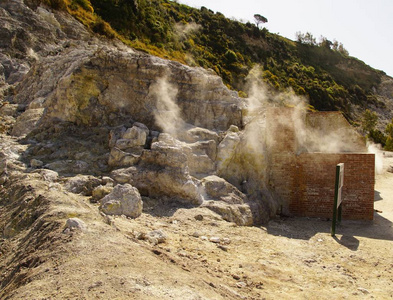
left=331, top=163, right=344, bottom=237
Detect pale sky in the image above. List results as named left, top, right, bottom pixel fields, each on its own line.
left=178, top=0, right=393, bottom=77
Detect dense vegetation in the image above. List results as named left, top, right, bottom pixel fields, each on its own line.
left=87, top=0, right=388, bottom=117
left=33, top=0, right=387, bottom=122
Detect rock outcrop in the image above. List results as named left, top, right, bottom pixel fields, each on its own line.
left=0, top=0, right=258, bottom=224
left=1, top=0, right=373, bottom=228
left=100, top=183, right=143, bottom=218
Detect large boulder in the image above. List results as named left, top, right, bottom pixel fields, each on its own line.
left=110, top=166, right=203, bottom=205
left=11, top=108, right=45, bottom=136
left=201, top=175, right=246, bottom=204
left=100, top=184, right=143, bottom=218
left=110, top=133, right=206, bottom=205
left=108, top=123, right=150, bottom=168
left=108, top=147, right=141, bottom=168
left=201, top=201, right=253, bottom=226
left=216, top=131, right=241, bottom=173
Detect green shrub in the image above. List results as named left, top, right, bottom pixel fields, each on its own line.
left=368, top=129, right=386, bottom=146
left=92, top=17, right=116, bottom=39
left=72, top=0, right=93, bottom=12
left=361, top=109, right=378, bottom=134
left=224, top=50, right=238, bottom=63
left=385, top=136, right=393, bottom=151
left=87, top=0, right=383, bottom=120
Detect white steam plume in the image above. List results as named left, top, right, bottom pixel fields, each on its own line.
left=244, top=66, right=270, bottom=113
left=151, top=76, right=185, bottom=137
left=367, top=142, right=384, bottom=174
left=174, top=22, right=202, bottom=41
left=243, top=65, right=365, bottom=154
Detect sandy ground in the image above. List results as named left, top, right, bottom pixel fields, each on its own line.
left=1, top=153, right=392, bottom=299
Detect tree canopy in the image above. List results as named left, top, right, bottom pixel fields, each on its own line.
left=254, top=14, right=268, bottom=28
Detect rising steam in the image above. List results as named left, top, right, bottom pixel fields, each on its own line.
left=151, top=76, right=185, bottom=137
left=174, top=22, right=202, bottom=41
left=367, top=142, right=384, bottom=174
left=243, top=65, right=366, bottom=154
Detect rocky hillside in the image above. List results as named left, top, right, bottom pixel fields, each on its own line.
left=1, top=1, right=393, bottom=299
left=88, top=0, right=393, bottom=127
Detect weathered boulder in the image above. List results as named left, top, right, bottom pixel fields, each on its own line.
left=216, top=131, right=241, bottom=173
left=31, top=169, right=59, bottom=182
left=108, top=123, right=150, bottom=168
left=121, top=124, right=148, bottom=145
left=216, top=120, right=268, bottom=198
left=109, top=133, right=206, bottom=204
left=148, top=132, right=217, bottom=178
left=186, top=152, right=215, bottom=178
left=179, top=126, right=220, bottom=144
left=201, top=175, right=246, bottom=204
left=64, top=174, right=102, bottom=196
left=91, top=184, right=114, bottom=202
left=185, top=140, right=216, bottom=178
left=144, top=136, right=190, bottom=171
left=65, top=218, right=87, bottom=232
left=100, top=183, right=143, bottom=218
left=11, top=108, right=45, bottom=136
left=201, top=201, right=253, bottom=226
left=111, top=166, right=203, bottom=205
left=108, top=147, right=141, bottom=168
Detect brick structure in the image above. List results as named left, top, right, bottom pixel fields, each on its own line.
left=291, top=153, right=374, bottom=220
left=266, top=108, right=375, bottom=220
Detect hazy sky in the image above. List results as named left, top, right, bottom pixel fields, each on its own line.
left=178, top=0, right=393, bottom=77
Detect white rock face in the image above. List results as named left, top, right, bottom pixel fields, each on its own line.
left=100, top=184, right=143, bottom=218
left=10, top=45, right=244, bottom=135
left=0, top=0, right=262, bottom=224
left=216, top=132, right=241, bottom=172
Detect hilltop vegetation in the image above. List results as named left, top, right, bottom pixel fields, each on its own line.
left=31, top=0, right=387, bottom=120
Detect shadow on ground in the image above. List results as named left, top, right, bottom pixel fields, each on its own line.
left=333, top=235, right=360, bottom=251
left=266, top=210, right=393, bottom=244
left=374, top=190, right=383, bottom=201
left=142, top=197, right=196, bottom=217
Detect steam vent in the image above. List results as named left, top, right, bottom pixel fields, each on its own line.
left=266, top=108, right=375, bottom=220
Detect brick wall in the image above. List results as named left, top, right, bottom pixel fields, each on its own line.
left=292, top=153, right=375, bottom=220
left=266, top=108, right=375, bottom=220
